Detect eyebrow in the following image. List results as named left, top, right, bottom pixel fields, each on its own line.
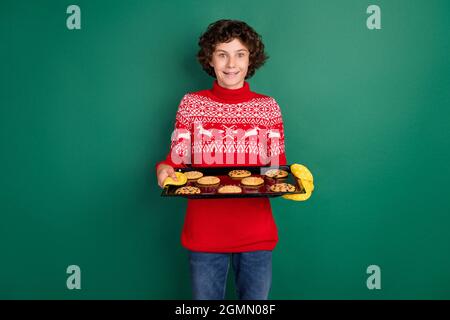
left=215, top=49, right=249, bottom=53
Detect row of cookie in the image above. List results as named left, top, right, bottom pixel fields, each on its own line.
left=175, top=183, right=297, bottom=195
left=228, top=169, right=289, bottom=179
left=192, top=175, right=265, bottom=187
left=182, top=169, right=289, bottom=180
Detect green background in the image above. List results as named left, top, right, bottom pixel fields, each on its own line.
left=1, top=0, right=449, bottom=299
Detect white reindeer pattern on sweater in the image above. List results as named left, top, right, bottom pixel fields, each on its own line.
left=170, top=93, right=285, bottom=165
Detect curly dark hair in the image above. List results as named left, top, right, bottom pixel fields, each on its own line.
left=197, top=19, right=268, bottom=79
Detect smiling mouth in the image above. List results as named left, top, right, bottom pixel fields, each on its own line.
left=224, top=71, right=239, bottom=75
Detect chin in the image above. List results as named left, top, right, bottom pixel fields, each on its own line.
left=221, top=78, right=244, bottom=88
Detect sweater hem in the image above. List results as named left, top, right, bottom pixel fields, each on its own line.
left=181, top=240, right=278, bottom=253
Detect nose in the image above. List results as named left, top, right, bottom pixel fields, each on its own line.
left=227, top=56, right=236, bottom=68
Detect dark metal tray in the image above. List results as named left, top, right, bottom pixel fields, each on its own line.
left=161, top=165, right=306, bottom=199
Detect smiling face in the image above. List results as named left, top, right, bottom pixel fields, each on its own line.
left=209, top=38, right=250, bottom=89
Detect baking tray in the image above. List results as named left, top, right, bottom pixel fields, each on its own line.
left=160, top=165, right=306, bottom=199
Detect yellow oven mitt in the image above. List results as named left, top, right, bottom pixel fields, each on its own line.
left=282, top=164, right=314, bottom=201
left=162, top=172, right=187, bottom=187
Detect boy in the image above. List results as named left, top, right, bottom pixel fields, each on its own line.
left=156, top=20, right=287, bottom=300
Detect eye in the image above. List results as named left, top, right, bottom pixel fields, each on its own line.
left=238, top=53, right=245, bottom=57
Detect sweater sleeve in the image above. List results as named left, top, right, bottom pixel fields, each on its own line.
left=155, top=94, right=192, bottom=170
left=267, top=98, right=287, bottom=166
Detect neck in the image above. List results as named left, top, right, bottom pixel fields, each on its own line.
left=210, top=80, right=253, bottom=103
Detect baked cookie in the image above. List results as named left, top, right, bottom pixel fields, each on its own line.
left=218, top=185, right=242, bottom=194
left=270, top=183, right=296, bottom=192
left=184, top=171, right=204, bottom=180
left=228, top=170, right=252, bottom=178
left=240, top=176, right=264, bottom=187
left=175, top=186, right=201, bottom=194
left=264, top=169, right=289, bottom=179
left=197, top=176, right=221, bottom=186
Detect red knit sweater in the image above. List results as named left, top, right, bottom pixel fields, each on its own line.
left=156, top=80, right=287, bottom=253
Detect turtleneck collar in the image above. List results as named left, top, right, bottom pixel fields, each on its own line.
left=210, top=80, right=254, bottom=103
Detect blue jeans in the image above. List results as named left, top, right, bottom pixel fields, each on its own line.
left=188, top=250, right=272, bottom=300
